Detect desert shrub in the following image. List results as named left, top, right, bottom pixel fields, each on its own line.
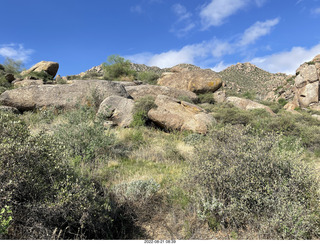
left=242, top=91, right=256, bottom=100
left=2, top=58, right=23, bottom=74
left=0, top=111, right=114, bottom=239
left=103, top=55, right=136, bottom=81
left=111, top=179, right=162, bottom=226
left=66, top=75, right=82, bottom=80
left=0, top=206, right=12, bottom=236
left=189, top=125, right=320, bottom=239
left=131, top=96, right=157, bottom=127
left=82, top=71, right=101, bottom=80
left=137, top=71, right=159, bottom=85
left=24, top=71, right=54, bottom=82
left=198, top=93, right=215, bottom=104
left=112, top=179, right=160, bottom=203
left=212, top=104, right=253, bottom=125
left=54, top=105, right=115, bottom=165
left=278, top=98, right=288, bottom=107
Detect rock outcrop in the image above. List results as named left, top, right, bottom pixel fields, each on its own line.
left=148, top=95, right=215, bottom=134
left=97, top=95, right=134, bottom=127
left=0, top=80, right=129, bottom=111
left=13, top=79, right=44, bottom=88
left=226, top=96, right=276, bottom=116
left=125, top=84, right=198, bottom=102
left=292, top=57, right=320, bottom=108
left=157, top=65, right=222, bottom=94
left=21, top=61, right=59, bottom=78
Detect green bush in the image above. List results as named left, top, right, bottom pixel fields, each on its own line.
left=54, top=105, right=116, bottom=165
left=2, top=58, right=23, bottom=74
left=103, top=55, right=136, bottom=81
left=137, top=71, right=159, bottom=85
left=278, top=98, right=288, bottom=107
left=211, top=104, right=253, bottom=125
left=189, top=125, right=320, bottom=239
left=0, top=111, right=114, bottom=239
left=0, top=206, right=12, bottom=236
left=131, top=96, right=157, bottom=127
left=24, top=70, right=54, bottom=82
left=198, top=93, right=215, bottom=104
left=112, top=179, right=160, bottom=203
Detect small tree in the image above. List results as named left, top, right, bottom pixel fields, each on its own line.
left=3, top=58, right=23, bottom=74
left=102, top=55, right=136, bottom=80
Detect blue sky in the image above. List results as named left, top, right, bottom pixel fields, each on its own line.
left=1, top=0, right=320, bottom=76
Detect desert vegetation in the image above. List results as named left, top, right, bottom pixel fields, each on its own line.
left=1, top=57, right=320, bottom=240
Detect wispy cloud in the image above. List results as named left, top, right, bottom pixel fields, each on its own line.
left=250, top=43, right=320, bottom=74
left=212, top=61, right=234, bottom=72
left=0, top=44, right=34, bottom=62
left=200, top=0, right=249, bottom=28
left=128, top=18, right=280, bottom=69
left=211, top=18, right=280, bottom=56
left=170, top=3, right=195, bottom=37
left=239, top=18, right=280, bottom=46
left=311, top=7, right=320, bottom=15
left=255, top=0, right=268, bottom=7
left=130, top=5, right=144, bottom=14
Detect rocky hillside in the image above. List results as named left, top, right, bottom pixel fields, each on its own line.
left=218, top=62, right=292, bottom=100
left=75, top=63, right=169, bottom=79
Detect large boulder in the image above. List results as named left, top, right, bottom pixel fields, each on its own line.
left=148, top=95, right=215, bottom=134
left=226, top=96, right=276, bottom=116
left=293, top=59, right=320, bottom=108
left=97, top=95, right=134, bottom=127
left=21, top=61, right=59, bottom=78
left=157, top=66, right=222, bottom=94
left=13, top=79, right=44, bottom=88
left=125, top=84, right=198, bottom=103
left=0, top=80, right=129, bottom=111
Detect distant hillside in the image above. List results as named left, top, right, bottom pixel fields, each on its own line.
left=218, top=63, right=292, bottom=100
left=70, top=61, right=294, bottom=101
left=72, top=63, right=169, bottom=80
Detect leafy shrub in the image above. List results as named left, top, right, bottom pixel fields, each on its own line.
left=278, top=98, right=288, bottom=107
left=211, top=104, right=253, bottom=125
left=131, top=96, right=157, bottom=127
left=198, top=93, right=215, bottom=104
left=0, top=111, right=114, bottom=239
left=103, top=55, right=136, bottom=81
left=189, top=125, right=320, bottom=239
left=137, top=71, right=159, bottom=85
left=2, top=58, right=23, bottom=74
left=66, top=75, right=82, bottom=80
left=0, top=206, right=12, bottom=236
left=54, top=105, right=115, bottom=165
left=24, top=71, right=54, bottom=82
left=242, top=91, right=256, bottom=100
left=112, top=179, right=160, bottom=203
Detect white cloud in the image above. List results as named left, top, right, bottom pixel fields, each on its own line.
left=170, top=4, right=195, bottom=37
left=0, top=44, right=34, bottom=62
left=212, top=61, right=234, bottom=72
left=172, top=3, right=191, bottom=22
left=250, top=43, right=320, bottom=74
left=200, top=0, right=249, bottom=28
left=148, top=42, right=209, bottom=68
left=211, top=39, right=234, bottom=57
left=125, top=52, right=154, bottom=65
left=127, top=17, right=280, bottom=69
left=239, top=18, right=280, bottom=46
left=254, top=0, right=267, bottom=7
left=130, top=5, right=143, bottom=14
left=311, top=7, right=320, bottom=15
